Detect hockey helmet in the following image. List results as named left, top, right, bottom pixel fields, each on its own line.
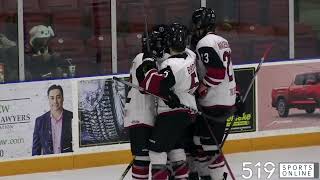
left=152, top=24, right=170, bottom=41
left=152, top=24, right=170, bottom=53
left=168, top=23, right=188, bottom=52
left=149, top=30, right=167, bottom=58
left=192, top=7, right=216, bottom=39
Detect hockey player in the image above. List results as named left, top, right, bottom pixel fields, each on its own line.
left=151, top=24, right=171, bottom=66
left=136, top=23, right=199, bottom=180
left=191, top=7, right=239, bottom=180
left=124, top=27, right=169, bottom=180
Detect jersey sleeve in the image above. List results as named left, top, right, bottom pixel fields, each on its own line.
left=138, top=63, right=176, bottom=98
left=197, top=46, right=226, bottom=87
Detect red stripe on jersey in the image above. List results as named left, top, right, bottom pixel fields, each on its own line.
left=127, top=124, right=153, bottom=129
left=147, top=73, right=166, bottom=96
left=206, top=66, right=226, bottom=80
left=204, top=76, right=221, bottom=86
left=158, top=109, right=196, bottom=119
left=143, top=69, right=158, bottom=86
left=140, top=69, right=165, bottom=96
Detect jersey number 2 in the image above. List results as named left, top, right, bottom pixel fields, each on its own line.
left=223, top=51, right=233, bottom=82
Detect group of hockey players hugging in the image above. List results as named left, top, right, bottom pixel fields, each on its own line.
left=124, top=7, right=244, bottom=180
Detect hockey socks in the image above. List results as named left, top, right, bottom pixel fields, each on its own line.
left=132, top=159, right=150, bottom=180
left=152, top=164, right=170, bottom=180
left=208, top=153, right=228, bottom=180
left=172, top=160, right=189, bottom=180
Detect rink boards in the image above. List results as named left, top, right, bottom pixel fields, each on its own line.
left=0, top=59, right=320, bottom=176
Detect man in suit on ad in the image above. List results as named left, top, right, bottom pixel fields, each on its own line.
left=32, top=84, right=73, bottom=155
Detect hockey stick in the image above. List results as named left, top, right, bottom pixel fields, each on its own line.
left=200, top=114, right=236, bottom=180
left=221, top=44, right=273, bottom=148
left=119, top=159, right=134, bottom=180
left=144, top=15, right=150, bottom=53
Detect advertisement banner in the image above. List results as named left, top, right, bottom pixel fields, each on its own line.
left=258, top=61, right=320, bottom=131
left=78, top=77, right=129, bottom=147
left=0, top=80, right=73, bottom=159
left=226, top=67, right=256, bottom=133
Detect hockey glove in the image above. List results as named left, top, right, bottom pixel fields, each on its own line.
left=164, top=91, right=181, bottom=109
left=234, top=94, right=245, bottom=116
left=159, top=66, right=176, bottom=90
left=136, top=54, right=157, bottom=84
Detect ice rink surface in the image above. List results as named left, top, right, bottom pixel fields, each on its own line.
left=1, top=146, right=319, bottom=180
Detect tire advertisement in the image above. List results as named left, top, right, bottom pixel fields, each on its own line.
left=226, top=67, right=256, bottom=133
left=78, top=77, right=129, bottom=147
left=0, top=80, right=73, bottom=159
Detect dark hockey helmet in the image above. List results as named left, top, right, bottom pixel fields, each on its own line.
left=152, top=24, right=170, bottom=50
left=192, top=7, right=216, bottom=39
left=168, top=23, right=188, bottom=52
left=149, top=30, right=167, bottom=58
left=152, top=24, right=170, bottom=38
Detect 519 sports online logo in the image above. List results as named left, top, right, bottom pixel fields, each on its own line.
left=241, top=162, right=319, bottom=179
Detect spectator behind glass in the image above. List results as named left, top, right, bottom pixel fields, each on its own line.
left=25, top=25, right=69, bottom=81
left=0, top=33, right=19, bottom=82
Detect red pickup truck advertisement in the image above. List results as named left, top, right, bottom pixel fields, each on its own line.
left=258, top=61, right=320, bottom=131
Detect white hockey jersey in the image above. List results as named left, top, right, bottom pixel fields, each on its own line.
left=156, top=48, right=199, bottom=114
left=196, top=33, right=236, bottom=108
left=124, top=53, right=156, bottom=127
left=157, top=53, right=171, bottom=67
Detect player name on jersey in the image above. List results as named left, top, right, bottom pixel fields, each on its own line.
left=187, top=62, right=196, bottom=75
left=217, top=41, right=229, bottom=50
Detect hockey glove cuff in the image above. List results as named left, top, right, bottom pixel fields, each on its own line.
left=235, top=95, right=245, bottom=116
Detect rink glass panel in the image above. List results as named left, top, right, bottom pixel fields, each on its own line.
left=116, top=0, right=200, bottom=73
left=294, top=0, right=320, bottom=59
left=0, top=0, right=19, bottom=83
left=208, top=0, right=289, bottom=65
left=23, top=0, right=112, bottom=80
left=0, top=1, right=319, bottom=81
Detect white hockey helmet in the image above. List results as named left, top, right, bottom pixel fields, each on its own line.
left=29, top=25, right=54, bottom=47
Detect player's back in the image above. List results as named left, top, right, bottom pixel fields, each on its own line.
left=157, top=50, right=199, bottom=114
left=196, top=33, right=236, bottom=107
left=124, top=53, right=155, bottom=127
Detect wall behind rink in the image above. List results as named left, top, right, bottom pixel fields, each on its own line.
left=0, top=61, right=320, bottom=176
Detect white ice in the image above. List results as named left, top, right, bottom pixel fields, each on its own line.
left=1, top=146, right=319, bottom=180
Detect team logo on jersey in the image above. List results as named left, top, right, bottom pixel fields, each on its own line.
left=131, top=120, right=140, bottom=124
